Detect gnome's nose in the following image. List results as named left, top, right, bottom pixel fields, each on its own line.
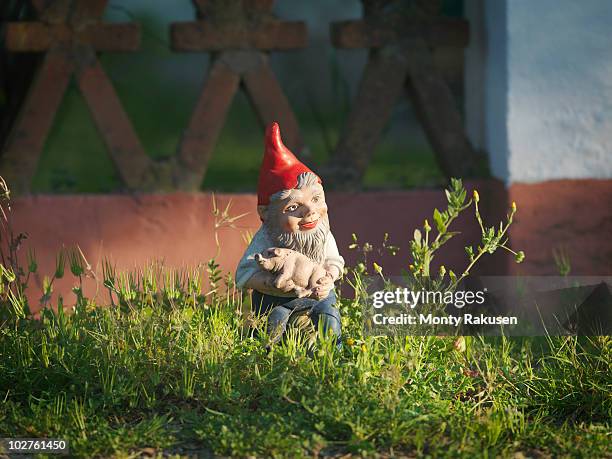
left=302, top=203, right=317, bottom=218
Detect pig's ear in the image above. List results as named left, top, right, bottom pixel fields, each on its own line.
left=273, top=248, right=282, bottom=256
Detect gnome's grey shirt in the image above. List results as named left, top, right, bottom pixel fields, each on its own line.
left=235, top=226, right=345, bottom=296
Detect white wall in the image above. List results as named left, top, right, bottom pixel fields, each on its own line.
left=465, top=0, right=612, bottom=183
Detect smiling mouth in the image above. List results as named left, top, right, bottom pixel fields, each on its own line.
left=299, top=219, right=319, bottom=230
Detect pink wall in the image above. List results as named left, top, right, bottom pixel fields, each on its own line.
left=7, top=179, right=611, bottom=314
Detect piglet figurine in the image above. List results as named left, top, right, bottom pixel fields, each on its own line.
left=254, top=247, right=330, bottom=298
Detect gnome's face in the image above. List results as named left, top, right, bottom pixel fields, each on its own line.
left=272, top=182, right=327, bottom=233
left=259, top=179, right=330, bottom=264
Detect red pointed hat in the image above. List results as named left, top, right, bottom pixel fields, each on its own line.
left=257, top=122, right=320, bottom=205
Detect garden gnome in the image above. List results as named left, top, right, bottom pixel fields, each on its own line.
left=236, top=122, right=344, bottom=347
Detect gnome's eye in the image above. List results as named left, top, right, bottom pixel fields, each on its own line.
left=285, top=204, right=299, bottom=212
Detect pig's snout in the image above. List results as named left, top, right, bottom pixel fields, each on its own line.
left=255, top=253, right=275, bottom=271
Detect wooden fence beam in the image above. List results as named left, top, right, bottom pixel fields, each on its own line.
left=322, top=49, right=409, bottom=188
left=171, top=21, right=307, bottom=51
left=404, top=39, right=475, bottom=178
left=0, top=50, right=73, bottom=194
left=331, top=18, right=469, bottom=49
left=176, top=57, right=241, bottom=190
left=242, top=54, right=304, bottom=156
left=76, top=48, right=154, bottom=190
left=6, top=23, right=140, bottom=52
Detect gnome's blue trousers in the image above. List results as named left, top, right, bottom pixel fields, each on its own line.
left=252, top=290, right=342, bottom=348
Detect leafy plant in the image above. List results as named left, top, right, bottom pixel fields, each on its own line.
left=408, top=178, right=523, bottom=292
left=343, top=178, right=524, bottom=319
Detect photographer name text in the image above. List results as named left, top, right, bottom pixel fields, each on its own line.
left=371, top=313, right=518, bottom=326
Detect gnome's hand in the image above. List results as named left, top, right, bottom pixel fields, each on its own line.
left=311, top=272, right=335, bottom=300
left=274, top=276, right=297, bottom=294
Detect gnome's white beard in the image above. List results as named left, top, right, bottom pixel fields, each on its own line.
left=264, top=214, right=330, bottom=264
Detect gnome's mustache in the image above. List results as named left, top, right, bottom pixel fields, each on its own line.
left=265, top=214, right=329, bottom=264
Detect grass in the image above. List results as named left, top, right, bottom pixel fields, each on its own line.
left=0, top=264, right=610, bottom=458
